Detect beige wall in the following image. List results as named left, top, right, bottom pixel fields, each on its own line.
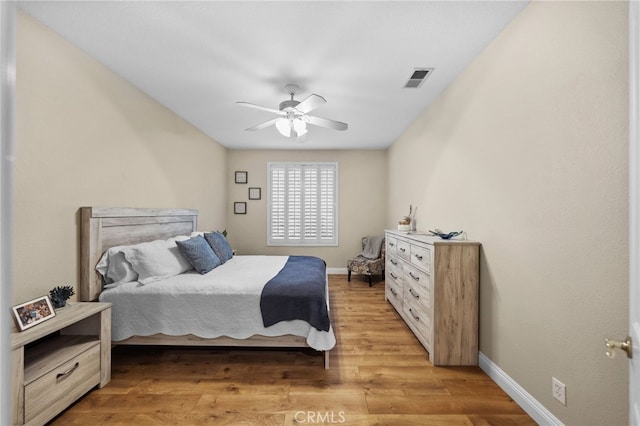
left=388, top=2, right=628, bottom=425
left=14, top=2, right=631, bottom=424
left=226, top=150, right=387, bottom=270
left=14, top=12, right=228, bottom=304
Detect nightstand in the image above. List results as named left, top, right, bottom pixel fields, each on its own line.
left=11, top=302, right=111, bottom=426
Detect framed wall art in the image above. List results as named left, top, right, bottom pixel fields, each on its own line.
left=234, top=202, right=247, bottom=214
left=249, top=187, right=261, bottom=200
left=234, top=171, right=248, bottom=184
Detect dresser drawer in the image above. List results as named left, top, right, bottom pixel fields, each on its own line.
left=404, top=279, right=429, bottom=308
left=386, top=265, right=403, bottom=286
left=410, top=244, right=431, bottom=272
left=386, top=253, right=402, bottom=270
left=396, top=239, right=410, bottom=261
left=386, top=260, right=403, bottom=309
left=404, top=263, right=431, bottom=294
left=385, top=279, right=403, bottom=311
left=386, top=236, right=398, bottom=255
left=403, top=297, right=431, bottom=348
left=25, top=343, right=101, bottom=422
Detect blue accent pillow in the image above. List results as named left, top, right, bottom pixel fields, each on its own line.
left=175, top=235, right=221, bottom=274
left=204, top=232, right=233, bottom=264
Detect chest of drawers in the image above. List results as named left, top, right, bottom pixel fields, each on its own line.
left=385, top=230, right=480, bottom=366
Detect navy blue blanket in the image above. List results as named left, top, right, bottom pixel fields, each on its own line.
left=260, top=256, right=330, bottom=332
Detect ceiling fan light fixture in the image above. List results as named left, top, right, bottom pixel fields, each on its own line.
left=292, top=118, right=308, bottom=137
left=275, top=117, right=307, bottom=138
left=275, top=118, right=291, bottom=137
left=238, top=85, right=346, bottom=138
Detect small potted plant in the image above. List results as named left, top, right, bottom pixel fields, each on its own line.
left=49, top=285, right=75, bottom=309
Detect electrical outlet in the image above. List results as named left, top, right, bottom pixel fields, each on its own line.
left=552, top=377, right=566, bottom=405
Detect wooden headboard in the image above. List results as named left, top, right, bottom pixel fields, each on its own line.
left=80, top=207, right=198, bottom=301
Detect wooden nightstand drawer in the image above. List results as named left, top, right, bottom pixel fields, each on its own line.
left=25, top=342, right=100, bottom=422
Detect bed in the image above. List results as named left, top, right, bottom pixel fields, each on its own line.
left=79, top=207, right=335, bottom=368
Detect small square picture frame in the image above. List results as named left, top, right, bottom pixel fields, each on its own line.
left=248, top=187, right=261, bottom=200
left=234, top=202, right=247, bottom=215
left=11, top=295, right=56, bottom=332
left=235, top=171, right=248, bottom=184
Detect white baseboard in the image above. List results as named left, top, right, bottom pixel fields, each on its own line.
left=327, top=267, right=348, bottom=274
left=478, top=352, right=564, bottom=426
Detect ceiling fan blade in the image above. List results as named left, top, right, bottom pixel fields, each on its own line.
left=245, top=118, right=279, bottom=131
left=236, top=101, right=284, bottom=116
left=294, top=94, right=326, bottom=114
left=306, top=115, right=348, bottom=131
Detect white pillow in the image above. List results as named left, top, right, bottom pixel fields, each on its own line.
left=96, top=245, right=139, bottom=285
left=122, top=238, right=192, bottom=284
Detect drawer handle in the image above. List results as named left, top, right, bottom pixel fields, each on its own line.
left=414, top=254, right=423, bottom=261
left=390, top=259, right=398, bottom=266
left=409, top=308, right=420, bottom=321
left=390, top=272, right=398, bottom=279
left=56, top=362, right=80, bottom=382
left=409, top=288, right=419, bottom=299
left=400, top=247, right=406, bottom=253
left=409, top=271, right=420, bottom=281
left=390, top=287, right=398, bottom=296
left=389, top=243, right=395, bottom=247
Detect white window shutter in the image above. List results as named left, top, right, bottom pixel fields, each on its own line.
left=268, top=162, right=338, bottom=246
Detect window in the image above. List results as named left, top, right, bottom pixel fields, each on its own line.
left=268, top=162, right=338, bottom=246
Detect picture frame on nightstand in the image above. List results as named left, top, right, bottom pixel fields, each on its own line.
left=11, top=295, right=56, bottom=331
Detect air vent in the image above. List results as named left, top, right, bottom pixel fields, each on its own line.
left=403, top=68, right=433, bottom=89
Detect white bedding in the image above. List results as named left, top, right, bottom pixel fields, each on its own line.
left=98, top=255, right=336, bottom=351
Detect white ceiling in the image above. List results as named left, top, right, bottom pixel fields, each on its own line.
left=19, top=1, right=529, bottom=150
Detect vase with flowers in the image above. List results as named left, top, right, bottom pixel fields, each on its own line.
left=49, top=285, right=75, bottom=309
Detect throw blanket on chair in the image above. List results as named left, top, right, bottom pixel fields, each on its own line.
left=361, top=235, right=384, bottom=259
left=260, top=256, right=330, bottom=332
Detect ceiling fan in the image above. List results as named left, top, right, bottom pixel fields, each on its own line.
left=237, top=84, right=348, bottom=138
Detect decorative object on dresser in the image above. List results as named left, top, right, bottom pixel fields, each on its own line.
left=385, top=229, right=480, bottom=366
left=11, top=295, right=56, bottom=332
left=398, top=204, right=417, bottom=231
left=428, top=229, right=463, bottom=240
left=11, top=302, right=111, bottom=425
left=346, top=236, right=385, bottom=287
left=49, top=285, right=75, bottom=309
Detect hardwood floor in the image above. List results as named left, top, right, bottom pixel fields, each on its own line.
left=50, top=275, right=535, bottom=425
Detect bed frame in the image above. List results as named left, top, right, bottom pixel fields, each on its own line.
left=79, top=206, right=330, bottom=368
